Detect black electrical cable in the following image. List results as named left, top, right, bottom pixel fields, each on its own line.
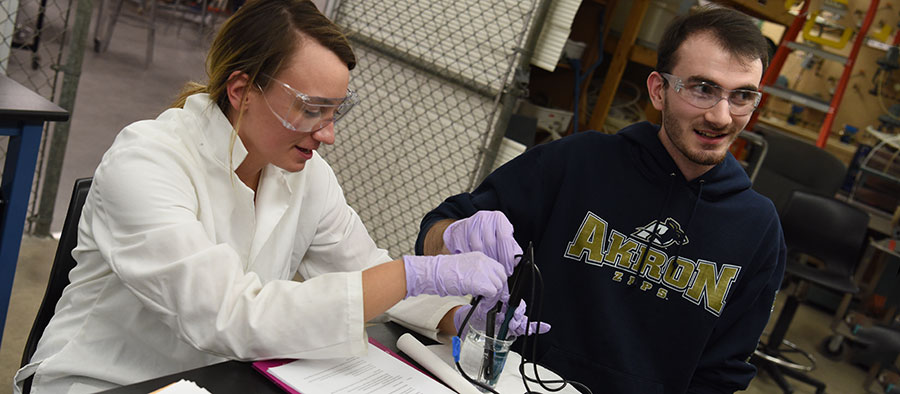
left=452, top=249, right=593, bottom=394
left=569, top=8, right=606, bottom=135
left=519, top=261, right=565, bottom=392
left=516, top=256, right=593, bottom=394
left=454, top=296, right=501, bottom=394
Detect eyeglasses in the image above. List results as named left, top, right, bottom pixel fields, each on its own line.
left=256, top=75, right=358, bottom=132
left=658, top=72, right=762, bottom=116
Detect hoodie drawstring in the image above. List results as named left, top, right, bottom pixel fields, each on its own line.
left=635, top=173, right=677, bottom=276
left=634, top=176, right=705, bottom=282
left=670, top=179, right=704, bottom=264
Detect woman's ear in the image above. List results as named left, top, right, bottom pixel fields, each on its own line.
left=647, top=72, right=666, bottom=112
left=225, top=70, right=251, bottom=113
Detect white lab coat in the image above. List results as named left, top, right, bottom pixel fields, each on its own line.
left=14, top=94, right=462, bottom=394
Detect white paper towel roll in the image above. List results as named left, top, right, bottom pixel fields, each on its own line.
left=396, top=334, right=482, bottom=394
left=531, top=0, right=584, bottom=72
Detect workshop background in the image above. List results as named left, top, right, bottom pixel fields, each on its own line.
left=1, top=0, right=900, bottom=393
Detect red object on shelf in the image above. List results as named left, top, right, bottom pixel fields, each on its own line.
left=817, top=0, right=880, bottom=148
left=748, top=0, right=882, bottom=151
left=747, top=0, right=810, bottom=132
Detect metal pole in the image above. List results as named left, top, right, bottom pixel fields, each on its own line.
left=470, top=0, right=552, bottom=187
left=32, top=0, right=93, bottom=236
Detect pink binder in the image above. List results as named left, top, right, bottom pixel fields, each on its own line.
left=252, top=337, right=432, bottom=393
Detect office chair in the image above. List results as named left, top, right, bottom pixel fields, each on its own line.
left=752, top=190, right=870, bottom=394
left=751, top=126, right=848, bottom=214
left=20, top=178, right=92, bottom=394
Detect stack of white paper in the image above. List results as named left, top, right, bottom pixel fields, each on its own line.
left=267, top=342, right=454, bottom=394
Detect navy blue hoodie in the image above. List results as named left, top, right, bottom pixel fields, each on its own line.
left=416, top=122, right=786, bottom=394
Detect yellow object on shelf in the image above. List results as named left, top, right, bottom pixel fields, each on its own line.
left=870, top=23, right=893, bottom=42
left=802, top=11, right=853, bottom=49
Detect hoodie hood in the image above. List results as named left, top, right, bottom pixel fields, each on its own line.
left=619, top=121, right=751, bottom=201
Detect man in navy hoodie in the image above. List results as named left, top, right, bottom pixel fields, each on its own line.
left=416, top=6, right=786, bottom=394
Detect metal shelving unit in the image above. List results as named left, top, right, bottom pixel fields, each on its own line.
left=847, top=126, right=900, bottom=215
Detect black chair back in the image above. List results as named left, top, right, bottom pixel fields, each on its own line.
left=781, top=190, right=869, bottom=281
left=21, top=177, right=92, bottom=368
left=752, top=129, right=847, bottom=215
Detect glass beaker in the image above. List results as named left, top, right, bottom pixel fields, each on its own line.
left=458, top=325, right=515, bottom=392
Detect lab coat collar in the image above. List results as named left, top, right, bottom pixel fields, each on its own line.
left=184, top=94, right=294, bottom=266
left=184, top=93, right=250, bottom=176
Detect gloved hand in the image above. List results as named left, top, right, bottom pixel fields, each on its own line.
left=454, top=300, right=551, bottom=339
left=444, top=211, right=522, bottom=276
left=403, top=252, right=508, bottom=299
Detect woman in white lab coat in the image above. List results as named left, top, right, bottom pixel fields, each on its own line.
left=14, top=1, right=511, bottom=392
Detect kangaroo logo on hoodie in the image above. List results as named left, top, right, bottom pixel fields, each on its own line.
left=631, top=218, right=689, bottom=248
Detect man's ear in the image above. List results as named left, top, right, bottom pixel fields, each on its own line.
left=647, top=72, right=665, bottom=111
left=225, top=70, right=251, bottom=113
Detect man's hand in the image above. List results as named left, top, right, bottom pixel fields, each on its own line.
left=454, top=300, right=550, bottom=338
left=442, top=211, right=522, bottom=276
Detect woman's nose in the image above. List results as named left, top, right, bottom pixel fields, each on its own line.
left=314, top=122, right=336, bottom=145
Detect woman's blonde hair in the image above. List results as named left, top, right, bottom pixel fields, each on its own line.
left=172, top=0, right=356, bottom=115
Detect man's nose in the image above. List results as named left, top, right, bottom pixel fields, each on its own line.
left=704, top=98, right=732, bottom=128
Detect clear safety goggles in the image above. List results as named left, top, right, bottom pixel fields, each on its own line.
left=257, top=75, right=358, bottom=132
left=659, top=72, right=762, bottom=116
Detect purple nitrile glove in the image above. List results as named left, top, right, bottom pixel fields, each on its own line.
left=454, top=300, right=551, bottom=339
left=403, top=252, right=507, bottom=299
left=443, top=211, right=523, bottom=276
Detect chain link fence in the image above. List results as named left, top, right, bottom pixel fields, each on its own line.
left=1, top=0, right=89, bottom=236
left=2, top=0, right=546, bottom=249
left=323, top=0, right=542, bottom=258
left=1, top=0, right=71, bottom=94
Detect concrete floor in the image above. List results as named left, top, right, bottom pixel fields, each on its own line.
left=0, top=2, right=893, bottom=394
